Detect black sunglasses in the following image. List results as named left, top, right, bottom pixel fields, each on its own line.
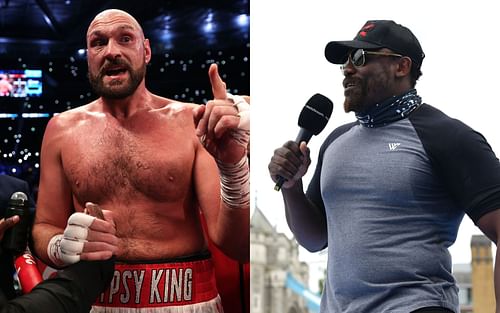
left=341, top=48, right=403, bottom=70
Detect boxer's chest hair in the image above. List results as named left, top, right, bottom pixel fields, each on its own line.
left=67, top=117, right=194, bottom=205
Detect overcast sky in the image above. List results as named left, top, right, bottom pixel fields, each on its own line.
left=250, top=0, right=500, bottom=292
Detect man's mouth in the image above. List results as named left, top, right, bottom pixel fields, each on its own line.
left=103, top=66, right=128, bottom=78
left=101, top=64, right=128, bottom=77
left=344, top=82, right=357, bottom=91
left=343, top=78, right=362, bottom=93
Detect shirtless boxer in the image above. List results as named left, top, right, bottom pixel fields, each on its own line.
left=0, top=74, right=13, bottom=96
left=31, top=9, right=249, bottom=312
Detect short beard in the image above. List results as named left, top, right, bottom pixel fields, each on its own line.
left=88, top=60, right=146, bottom=99
left=343, top=70, right=391, bottom=113
left=343, top=77, right=368, bottom=113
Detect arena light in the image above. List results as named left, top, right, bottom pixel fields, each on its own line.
left=0, top=113, right=17, bottom=118
left=160, top=15, right=173, bottom=40
left=203, top=12, right=215, bottom=33
left=21, top=113, right=50, bottom=118
left=236, top=14, right=249, bottom=28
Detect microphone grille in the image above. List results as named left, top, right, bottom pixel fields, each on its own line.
left=11, top=192, right=28, bottom=201
left=298, top=93, right=333, bottom=135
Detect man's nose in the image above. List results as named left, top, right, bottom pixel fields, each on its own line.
left=103, top=39, right=121, bottom=59
left=341, top=59, right=356, bottom=76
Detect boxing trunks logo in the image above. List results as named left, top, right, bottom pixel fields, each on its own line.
left=93, top=258, right=219, bottom=309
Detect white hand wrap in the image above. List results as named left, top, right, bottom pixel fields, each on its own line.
left=217, top=156, right=250, bottom=210
left=223, top=93, right=250, bottom=151
left=227, top=93, right=250, bottom=131
left=47, top=212, right=95, bottom=267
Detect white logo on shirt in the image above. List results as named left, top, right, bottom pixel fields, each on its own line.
left=388, top=143, right=401, bottom=151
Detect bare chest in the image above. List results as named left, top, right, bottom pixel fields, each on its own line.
left=62, top=117, right=195, bottom=205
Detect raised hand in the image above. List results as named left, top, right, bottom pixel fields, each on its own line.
left=194, top=63, right=249, bottom=164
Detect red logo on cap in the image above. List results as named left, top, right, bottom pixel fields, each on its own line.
left=359, top=23, right=375, bottom=37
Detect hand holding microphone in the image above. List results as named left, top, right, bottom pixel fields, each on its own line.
left=2, top=192, right=30, bottom=254
left=270, top=94, right=333, bottom=191
left=0, top=215, right=20, bottom=241
left=1, top=192, right=44, bottom=293
left=271, top=141, right=312, bottom=190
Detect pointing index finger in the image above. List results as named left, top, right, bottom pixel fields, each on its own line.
left=209, top=63, right=227, bottom=99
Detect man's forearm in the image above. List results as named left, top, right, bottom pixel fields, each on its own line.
left=215, top=204, right=250, bottom=262
left=213, top=155, right=250, bottom=261
left=31, top=223, right=64, bottom=267
left=282, top=180, right=327, bottom=252
left=495, top=244, right=500, bottom=313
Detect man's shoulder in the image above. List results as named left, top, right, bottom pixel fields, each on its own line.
left=153, top=95, right=198, bottom=108
left=0, top=174, right=26, bottom=188
left=41, top=101, right=100, bottom=142
left=409, top=103, right=486, bottom=160
left=164, top=101, right=199, bottom=112
left=0, top=175, right=28, bottom=203
left=323, top=121, right=359, bottom=144
left=49, top=101, right=98, bottom=125
left=151, top=95, right=200, bottom=116
left=410, top=103, right=474, bottom=137
left=412, top=103, right=467, bottom=126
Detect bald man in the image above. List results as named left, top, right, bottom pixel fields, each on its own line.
left=32, top=9, right=249, bottom=313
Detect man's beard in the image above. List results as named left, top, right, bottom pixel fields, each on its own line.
left=88, top=59, right=146, bottom=99
left=343, top=73, right=391, bottom=113
left=343, top=77, right=368, bottom=113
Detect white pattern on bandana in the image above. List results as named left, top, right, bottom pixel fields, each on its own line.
left=356, top=89, right=422, bottom=128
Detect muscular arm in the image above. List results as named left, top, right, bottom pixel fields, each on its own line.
left=32, top=116, right=74, bottom=266
left=476, top=209, right=500, bottom=313
left=191, top=64, right=249, bottom=262
left=269, top=141, right=328, bottom=251
left=282, top=180, right=328, bottom=252
left=193, top=146, right=249, bottom=262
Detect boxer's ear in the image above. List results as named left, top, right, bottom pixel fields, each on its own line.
left=144, top=39, right=151, bottom=64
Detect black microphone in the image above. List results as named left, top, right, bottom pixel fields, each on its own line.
left=2, top=191, right=30, bottom=255
left=274, top=93, right=333, bottom=191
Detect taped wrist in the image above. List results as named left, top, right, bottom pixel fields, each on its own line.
left=217, top=156, right=250, bottom=209
left=47, top=212, right=95, bottom=267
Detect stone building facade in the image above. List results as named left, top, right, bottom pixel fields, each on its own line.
left=251, top=207, right=314, bottom=313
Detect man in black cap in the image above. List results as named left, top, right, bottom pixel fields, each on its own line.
left=269, top=20, right=500, bottom=313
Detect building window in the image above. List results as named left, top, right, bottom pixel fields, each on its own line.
left=458, top=287, right=472, bottom=305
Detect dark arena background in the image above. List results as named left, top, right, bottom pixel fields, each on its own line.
left=0, top=0, right=250, bottom=196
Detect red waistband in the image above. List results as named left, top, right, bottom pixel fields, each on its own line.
left=93, top=258, right=218, bottom=308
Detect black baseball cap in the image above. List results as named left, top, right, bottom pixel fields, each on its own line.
left=325, top=20, right=425, bottom=68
